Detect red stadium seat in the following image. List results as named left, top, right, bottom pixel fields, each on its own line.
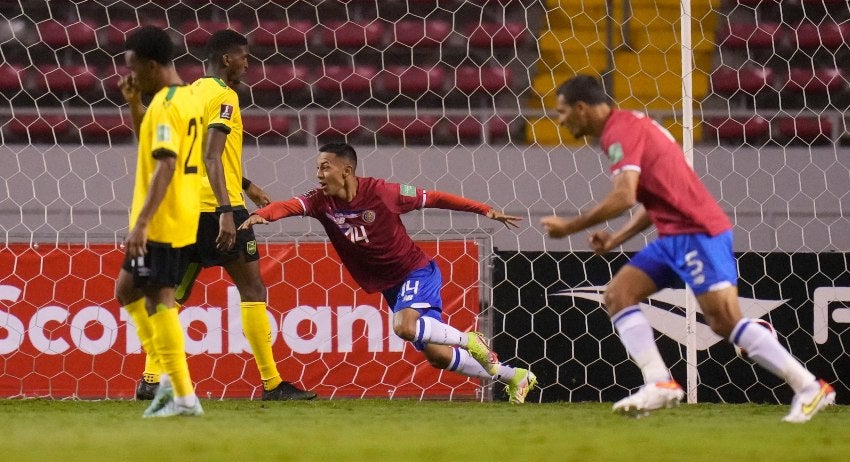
left=37, top=20, right=97, bottom=48
left=315, top=65, right=377, bottom=94
left=7, top=115, right=72, bottom=143
left=246, top=63, right=311, bottom=92
left=76, top=114, right=134, bottom=143
left=251, top=20, right=314, bottom=48
left=105, top=19, right=168, bottom=47
left=378, top=116, right=441, bottom=139
left=181, top=20, right=244, bottom=47
left=710, top=65, right=775, bottom=94
left=314, top=115, right=364, bottom=139
left=320, top=20, right=385, bottom=49
left=33, top=65, right=98, bottom=94
left=454, top=65, right=514, bottom=94
left=242, top=114, right=290, bottom=141
left=778, top=117, right=833, bottom=142
left=391, top=19, right=452, bottom=48
left=465, top=22, right=527, bottom=48
left=381, top=66, right=447, bottom=95
left=176, top=63, right=206, bottom=84
left=704, top=116, right=770, bottom=143
left=788, top=22, right=850, bottom=49
left=717, top=21, right=781, bottom=49
left=0, top=64, right=24, bottom=92
left=785, top=67, right=845, bottom=93
left=451, top=116, right=510, bottom=140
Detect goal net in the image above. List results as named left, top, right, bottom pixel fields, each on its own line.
left=1, top=0, right=848, bottom=404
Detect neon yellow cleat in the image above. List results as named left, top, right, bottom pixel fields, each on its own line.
left=505, top=368, right=537, bottom=404
left=466, top=331, right=499, bottom=376
left=783, top=379, right=835, bottom=423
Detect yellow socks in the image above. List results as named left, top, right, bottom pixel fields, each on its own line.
left=124, top=298, right=161, bottom=383
left=241, top=301, right=282, bottom=391
left=150, top=305, right=194, bottom=398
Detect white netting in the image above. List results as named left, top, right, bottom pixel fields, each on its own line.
left=1, top=0, right=848, bottom=403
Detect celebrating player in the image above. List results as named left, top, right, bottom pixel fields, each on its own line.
left=120, top=30, right=316, bottom=401
left=114, top=26, right=205, bottom=417
left=541, top=74, right=834, bottom=422
left=239, top=142, right=538, bottom=403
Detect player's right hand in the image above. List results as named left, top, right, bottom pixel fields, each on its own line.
left=118, top=74, right=141, bottom=105
left=238, top=214, right=268, bottom=230
left=589, top=230, right=614, bottom=254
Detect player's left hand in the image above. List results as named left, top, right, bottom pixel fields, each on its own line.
left=486, top=209, right=522, bottom=229
left=124, top=224, right=148, bottom=258
left=238, top=214, right=268, bottom=230
left=540, top=215, right=572, bottom=239
left=589, top=229, right=615, bottom=254
left=216, top=212, right=237, bottom=251
left=245, top=183, right=271, bottom=208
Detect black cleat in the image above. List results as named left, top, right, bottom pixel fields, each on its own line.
left=261, top=381, right=317, bottom=401
left=135, top=379, right=160, bottom=401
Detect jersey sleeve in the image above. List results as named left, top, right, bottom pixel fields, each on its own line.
left=148, top=97, right=179, bottom=158
left=206, top=87, right=237, bottom=135
left=603, top=115, right=645, bottom=176
left=389, top=182, right=426, bottom=214
left=297, top=188, right=325, bottom=218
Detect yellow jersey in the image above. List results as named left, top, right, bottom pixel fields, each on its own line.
left=191, top=76, right=245, bottom=212
left=129, top=84, right=204, bottom=248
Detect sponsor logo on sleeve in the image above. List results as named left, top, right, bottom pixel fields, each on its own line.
left=607, top=143, right=623, bottom=164
left=220, top=104, right=233, bottom=120
left=156, top=124, right=171, bottom=143
left=400, top=184, right=416, bottom=197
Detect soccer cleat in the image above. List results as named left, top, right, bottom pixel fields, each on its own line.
left=782, top=379, right=835, bottom=423
left=466, top=332, right=500, bottom=376
left=612, top=380, right=684, bottom=418
left=261, top=381, right=318, bottom=401
left=143, top=398, right=204, bottom=418
left=142, top=379, right=174, bottom=417
left=505, top=368, right=537, bottom=404
left=135, top=379, right=159, bottom=401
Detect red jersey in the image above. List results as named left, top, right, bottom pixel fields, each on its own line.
left=600, top=109, right=732, bottom=237
left=255, top=177, right=491, bottom=294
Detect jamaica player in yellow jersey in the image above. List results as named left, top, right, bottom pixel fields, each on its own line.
left=123, top=30, right=316, bottom=402
left=114, top=26, right=205, bottom=417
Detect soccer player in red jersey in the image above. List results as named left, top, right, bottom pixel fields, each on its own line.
left=542, top=74, right=834, bottom=421
left=240, top=142, right=537, bottom=403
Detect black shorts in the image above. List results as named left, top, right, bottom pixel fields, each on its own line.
left=183, top=207, right=261, bottom=268
left=121, top=241, right=186, bottom=289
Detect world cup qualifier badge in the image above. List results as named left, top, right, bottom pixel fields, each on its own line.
left=246, top=240, right=257, bottom=255
left=219, top=104, right=233, bottom=120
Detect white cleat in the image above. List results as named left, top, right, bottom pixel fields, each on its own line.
left=143, top=398, right=204, bottom=418
left=613, top=380, right=684, bottom=418
left=782, top=379, right=835, bottom=423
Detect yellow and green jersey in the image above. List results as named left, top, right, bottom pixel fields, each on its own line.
left=129, top=84, right=204, bottom=248
left=191, top=76, right=245, bottom=212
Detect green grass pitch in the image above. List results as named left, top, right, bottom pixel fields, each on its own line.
left=1, top=399, right=847, bottom=461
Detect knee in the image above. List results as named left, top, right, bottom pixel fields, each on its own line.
left=603, top=287, right=635, bottom=316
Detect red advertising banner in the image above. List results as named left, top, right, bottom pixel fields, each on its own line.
left=0, top=241, right=481, bottom=399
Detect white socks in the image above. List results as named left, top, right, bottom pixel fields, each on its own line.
left=415, top=316, right=467, bottom=347
left=611, top=306, right=671, bottom=384
left=448, top=347, right=516, bottom=382
left=730, top=318, right=816, bottom=393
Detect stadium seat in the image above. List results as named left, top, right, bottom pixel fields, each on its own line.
left=378, top=116, right=441, bottom=140
left=787, top=21, right=849, bottom=49
left=777, top=116, right=833, bottom=143
left=320, top=20, right=385, bottom=49
left=251, top=20, right=314, bottom=48
left=710, top=65, right=775, bottom=95
left=717, top=21, right=781, bottom=49
left=380, top=65, right=447, bottom=95
left=242, top=114, right=290, bottom=143
left=176, top=63, right=206, bottom=84
left=315, top=65, right=378, bottom=94
left=37, top=20, right=97, bottom=48
left=465, top=22, right=527, bottom=48
left=450, top=115, right=510, bottom=141
left=181, top=20, right=244, bottom=47
left=784, top=67, right=845, bottom=93
left=246, top=63, right=310, bottom=92
left=76, top=113, right=134, bottom=143
left=391, top=19, right=452, bottom=48
left=0, top=64, right=24, bottom=93
left=454, top=65, right=514, bottom=94
left=105, top=19, right=168, bottom=47
left=314, top=115, right=364, bottom=139
left=6, top=115, right=72, bottom=143
left=32, top=65, right=98, bottom=94
left=704, top=116, right=770, bottom=143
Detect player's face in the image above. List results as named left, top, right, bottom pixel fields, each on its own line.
left=124, top=50, right=159, bottom=95
left=224, top=45, right=249, bottom=86
left=555, top=94, right=588, bottom=138
left=316, top=152, right=350, bottom=198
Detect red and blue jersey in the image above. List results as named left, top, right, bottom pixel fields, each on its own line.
left=600, top=109, right=731, bottom=237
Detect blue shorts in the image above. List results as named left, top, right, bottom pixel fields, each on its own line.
left=628, top=230, right=737, bottom=295
left=382, top=260, right=444, bottom=351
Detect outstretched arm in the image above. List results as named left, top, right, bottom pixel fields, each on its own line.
left=540, top=169, right=639, bottom=239
left=424, top=190, right=522, bottom=229
left=238, top=198, right=303, bottom=230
